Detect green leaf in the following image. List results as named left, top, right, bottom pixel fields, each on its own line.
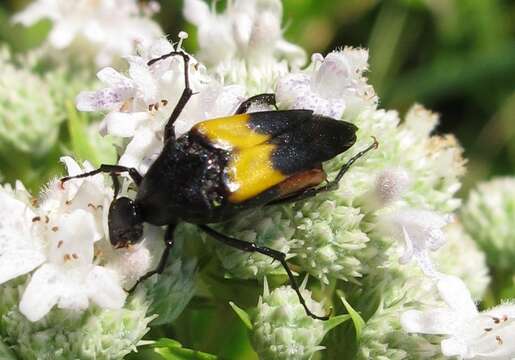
left=152, top=338, right=219, bottom=360
left=0, top=340, right=17, bottom=360
left=323, top=314, right=351, bottom=334
left=229, top=301, right=253, bottom=330
left=338, top=292, right=365, bottom=340
left=65, top=101, right=116, bottom=166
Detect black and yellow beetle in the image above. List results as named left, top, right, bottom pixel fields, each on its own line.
left=62, top=50, right=377, bottom=320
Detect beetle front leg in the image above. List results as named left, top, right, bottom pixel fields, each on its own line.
left=60, top=164, right=142, bottom=187
left=147, top=51, right=193, bottom=142
left=198, top=224, right=330, bottom=321
left=235, top=93, right=277, bottom=114
left=127, top=223, right=177, bottom=293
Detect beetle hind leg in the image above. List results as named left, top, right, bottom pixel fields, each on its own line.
left=198, top=224, right=330, bottom=321
left=270, top=137, right=378, bottom=205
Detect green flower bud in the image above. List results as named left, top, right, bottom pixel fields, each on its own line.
left=0, top=48, right=60, bottom=155
left=357, top=272, right=446, bottom=360
left=461, top=177, right=515, bottom=270
left=0, top=278, right=154, bottom=360
left=215, top=207, right=295, bottom=279
left=251, top=283, right=326, bottom=360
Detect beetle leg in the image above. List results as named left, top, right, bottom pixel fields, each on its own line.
left=269, top=137, right=379, bottom=205
left=60, top=164, right=142, bottom=187
left=198, top=224, right=330, bottom=321
left=127, top=223, right=177, bottom=293
left=235, top=93, right=277, bottom=114
left=147, top=51, right=193, bottom=142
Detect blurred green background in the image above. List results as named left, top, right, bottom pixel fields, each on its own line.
left=0, top=1, right=514, bottom=358
left=1, top=0, right=515, bottom=191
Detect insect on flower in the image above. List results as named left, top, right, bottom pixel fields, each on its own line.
left=61, top=48, right=378, bottom=320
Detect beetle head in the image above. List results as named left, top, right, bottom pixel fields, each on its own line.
left=108, top=197, right=144, bottom=248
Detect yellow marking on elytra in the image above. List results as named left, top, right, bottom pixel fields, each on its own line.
left=194, top=114, right=269, bottom=150
left=227, top=144, right=286, bottom=203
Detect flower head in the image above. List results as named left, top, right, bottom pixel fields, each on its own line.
left=183, top=0, right=305, bottom=68
left=461, top=177, right=515, bottom=270
left=402, top=275, right=515, bottom=359
left=0, top=48, right=61, bottom=155
left=276, top=48, right=378, bottom=119
left=250, top=280, right=327, bottom=360
left=383, top=208, right=452, bottom=275
left=14, top=0, right=162, bottom=66
left=76, top=38, right=246, bottom=173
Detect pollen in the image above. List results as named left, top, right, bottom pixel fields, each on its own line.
left=496, top=336, right=503, bottom=345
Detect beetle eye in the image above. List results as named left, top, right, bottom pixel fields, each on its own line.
left=108, top=197, right=143, bottom=248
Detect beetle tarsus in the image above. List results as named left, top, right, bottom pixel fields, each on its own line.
left=198, top=224, right=330, bottom=321
left=235, top=93, right=277, bottom=114
left=126, top=224, right=177, bottom=293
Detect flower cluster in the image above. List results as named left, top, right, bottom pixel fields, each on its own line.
left=14, top=0, right=162, bottom=66
left=1, top=0, right=513, bottom=359
left=461, top=177, right=515, bottom=270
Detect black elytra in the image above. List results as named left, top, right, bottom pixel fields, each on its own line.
left=61, top=50, right=378, bottom=321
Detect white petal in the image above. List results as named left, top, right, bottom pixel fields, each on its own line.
left=441, top=337, right=469, bottom=357
left=19, top=264, right=61, bottom=322
left=86, top=266, right=127, bottom=309
left=276, top=73, right=310, bottom=109
left=76, top=88, right=131, bottom=112
left=119, top=127, right=161, bottom=170
left=96, top=67, right=133, bottom=87
left=437, top=275, right=478, bottom=318
left=55, top=270, right=89, bottom=311
left=60, top=156, right=82, bottom=177
left=233, top=14, right=253, bottom=48
left=0, top=192, right=45, bottom=284
left=104, top=111, right=149, bottom=137
left=183, top=0, right=211, bottom=26
left=485, top=303, right=515, bottom=319
left=13, top=1, right=50, bottom=25
left=47, top=210, right=96, bottom=268
left=399, top=226, right=414, bottom=264
left=275, top=39, right=306, bottom=69
left=312, top=51, right=353, bottom=99
left=401, top=309, right=458, bottom=335
left=48, top=21, right=78, bottom=49
left=470, top=322, right=515, bottom=359
left=129, top=61, right=158, bottom=104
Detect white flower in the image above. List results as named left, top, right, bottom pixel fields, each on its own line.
left=76, top=38, right=246, bottom=173
left=13, top=0, right=162, bottom=66
left=19, top=209, right=126, bottom=322
left=384, top=209, right=451, bottom=275
left=0, top=158, right=135, bottom=321
left=183, top=0, right=305, bottom=68
left=276, top=48, right=378, bottom=119
left=402, top=275, right=515, bottom=359
left=0, top=184, right=45, bottom=285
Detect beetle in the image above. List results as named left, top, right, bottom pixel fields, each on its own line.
left=62, top=49, right=378, bottom=320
